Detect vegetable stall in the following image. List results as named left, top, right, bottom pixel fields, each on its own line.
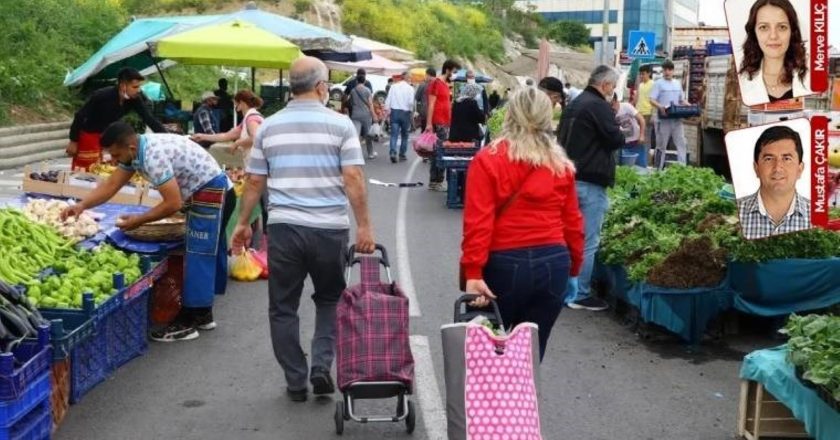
left=594, top=165, right=840, bottom=344
left=0, top=162, right=263, bottom=435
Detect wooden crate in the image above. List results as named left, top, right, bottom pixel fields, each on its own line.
left=63, top=173, right=143, bottom=205
left=21, top=165, right=65, bottom=197
left=737, top=380, right=811, bottom=440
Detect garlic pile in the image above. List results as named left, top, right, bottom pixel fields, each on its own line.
left=23, top=199, right=100, bottom=242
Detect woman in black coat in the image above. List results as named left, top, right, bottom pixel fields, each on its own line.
left=448, top=83, right=486, bottom=143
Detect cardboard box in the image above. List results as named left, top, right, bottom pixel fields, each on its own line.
left=62, top=173, right=143, bottom=205
left=21, top=165, right=65, bottom=197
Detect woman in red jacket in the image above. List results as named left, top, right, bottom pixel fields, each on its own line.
left=460, top=87, right=584, bottom=361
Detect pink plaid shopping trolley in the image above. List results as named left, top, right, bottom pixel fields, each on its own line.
left=334, top=244, right=416, bottom=435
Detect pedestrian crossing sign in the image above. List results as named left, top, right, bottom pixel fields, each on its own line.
left=628, top=31, right=655, bottom=59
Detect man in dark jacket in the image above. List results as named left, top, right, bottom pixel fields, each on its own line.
left=67, top=67, right=167, bottom=171
left=556, top=65, right=625, bottom=312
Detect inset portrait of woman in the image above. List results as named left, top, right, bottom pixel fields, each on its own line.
left=726, top=0, right=813, bottom=106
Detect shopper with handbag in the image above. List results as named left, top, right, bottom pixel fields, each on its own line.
left=459, top=87, right=584, bottom=361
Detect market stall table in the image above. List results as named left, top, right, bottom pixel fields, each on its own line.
left=739, top=346, right=840, bottom=439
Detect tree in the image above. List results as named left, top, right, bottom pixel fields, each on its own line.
left=547, top=20, right=591, bottom=47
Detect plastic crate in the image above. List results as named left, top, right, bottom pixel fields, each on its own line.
left=0, top=327, right=51, bottom=402
left=0, top=400, right=51, bottom=440
left=106, top=287, right=150, bottom=370
left=0, top=371, right=49, bottom=428
left=68, top=321, right=109, bottom=404
left=706, top=43, right=732, bottom=56
left=445, top=169, right=467, bottom=209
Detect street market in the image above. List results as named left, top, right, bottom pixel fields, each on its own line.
left=0, top=1, right=839, bottom=439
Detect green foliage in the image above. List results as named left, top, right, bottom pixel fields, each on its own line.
left=728, top=228, right=840, bottom=263
left=599, top=166, right=738, bottom=282
left=341, top=0, right=507, bottom=61
left=546, top=21, right=591, bottom=47
left=293, top=0, right=313, bottom=16
left=146, top=65, right=245, bottom=108
left=0, top=0, right=127, bottom=123
left=487, top=107, right=506, bottom=136
left=783, top=314, right=840, bottom=403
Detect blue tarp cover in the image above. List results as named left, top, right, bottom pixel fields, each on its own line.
left=740, top=346, right=840, bottom=439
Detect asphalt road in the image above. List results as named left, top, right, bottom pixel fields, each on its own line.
left=14, top=138, right=774, bottom=440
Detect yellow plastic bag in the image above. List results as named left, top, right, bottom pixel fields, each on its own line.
left=229, top=250, right=262, bottom=281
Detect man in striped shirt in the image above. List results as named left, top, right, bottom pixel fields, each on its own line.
left=232, top=56, right=375, bottom=403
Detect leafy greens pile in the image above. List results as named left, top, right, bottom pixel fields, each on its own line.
left=783, top=314, right=840, bottom=404
left=599, top=166, right=738, bottom=285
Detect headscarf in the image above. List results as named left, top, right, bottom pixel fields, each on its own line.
left=458, top=83, right=482, bottom=102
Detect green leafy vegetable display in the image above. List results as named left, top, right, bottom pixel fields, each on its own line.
left=25, top=245, right=141, bottom=309
left=782, top=314, right=840, bottom=404
left=487, top=107, right=506, bottom=137
left=728, top=228, right=840, bottom=263
left=599, top=166, right=738, bottom=285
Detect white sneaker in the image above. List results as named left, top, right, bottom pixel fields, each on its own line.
left=433, top=182, right=448, bottom=192
left=368, top=151, right=378, bottom=160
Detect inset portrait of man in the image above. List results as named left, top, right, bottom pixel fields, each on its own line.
left=736, top=124, right=812, bottom=239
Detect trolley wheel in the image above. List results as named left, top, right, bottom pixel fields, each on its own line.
left=406, top=400, right=416, bottom=434
left=335, top=401, right=345, bottom=435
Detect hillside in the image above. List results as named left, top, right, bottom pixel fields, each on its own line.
left=0, top=0, right=589, bottom=127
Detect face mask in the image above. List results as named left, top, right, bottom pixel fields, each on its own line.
left=449, top=74, right=457, bottom=82
left=321, top=91, right=330, bottom=106
left=467, top=79, right=476, bottom=84
left=121, top=88, right=130, bottom=100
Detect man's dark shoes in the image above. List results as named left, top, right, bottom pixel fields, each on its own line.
left=390, top=154, right=398, bottom=163
left=286, top=387, right=308, bottom=402
left=399, top=155, right=407, bottom=162
left=310, top=367, right=336, bottom=395
left=567, top=296, right=609, bottom=311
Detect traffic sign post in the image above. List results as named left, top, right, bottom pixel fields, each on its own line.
left=628, top=31, right=655, bottom=59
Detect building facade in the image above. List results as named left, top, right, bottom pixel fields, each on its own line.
left=518, top=0, right=700, bottom=53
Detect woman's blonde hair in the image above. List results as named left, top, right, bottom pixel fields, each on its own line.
left=489, top=87, right=575, bottom=174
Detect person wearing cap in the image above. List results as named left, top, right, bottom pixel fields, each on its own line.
left=649, top=59, right=691, bottom=169
left=192, top=91, right=219, bottom=149
left=67, top=67, right=167, bottom=171
left=191, top=89, right=264, bottom=157
left=384, top=72, right=416, bottom=162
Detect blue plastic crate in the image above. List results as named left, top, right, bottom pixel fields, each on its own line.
left=0, top=400, right=51, bottom=440
left=0, top=372, right=49, bottom=428
left=707, top=42, right=732, bottom=56
left=106, top=287, right=150, bottom=370
left=0, top=327, right=50, bottom=402
left=445, top=169, right=467, bottom=209
left=68, top=323, right=109, bottom=404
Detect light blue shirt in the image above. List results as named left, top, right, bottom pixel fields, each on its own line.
left=650, top=78, right=684, bottom=107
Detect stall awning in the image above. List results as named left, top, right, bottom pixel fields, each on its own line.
left=325, top=53, right=409, bottom=76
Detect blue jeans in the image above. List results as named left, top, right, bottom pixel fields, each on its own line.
left=483, top=245, right=570, bottom=361
left=389, top=109, right=411, bottom=157
left=622, top=142, right=648, bottom=168
left=575, top=181, right=609, bottom=301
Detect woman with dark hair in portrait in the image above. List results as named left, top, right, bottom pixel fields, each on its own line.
left=737, top=0, right=811, bottom=105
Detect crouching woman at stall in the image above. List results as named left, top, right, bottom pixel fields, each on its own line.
left=60, top=121, right=236, bottom=342
left=459, top=88, right=584, bottom=361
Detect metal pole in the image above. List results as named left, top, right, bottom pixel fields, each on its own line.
left=251, top=67, right=256, bottom=91
left=146, top=44, right=174, bottom=100
left=601, top=0, right=609, bottom=65
left=664, top=0, right=673, bottom=57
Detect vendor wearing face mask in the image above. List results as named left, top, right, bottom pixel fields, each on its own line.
left=61, top=121, right=236, bottom=342
left=66, top=67, right=168, bottom=172
left=465, top=70, right=490, bottom=118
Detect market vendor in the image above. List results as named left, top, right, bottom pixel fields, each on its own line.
left=61, top=121, right=235, bottom=343
left=67, top=67, right=168, bottom=172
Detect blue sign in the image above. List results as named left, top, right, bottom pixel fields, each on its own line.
left=628, top=31, right=655, bottom=59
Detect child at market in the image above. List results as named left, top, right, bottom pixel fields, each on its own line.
left=612, top=93, right=647, bottom=168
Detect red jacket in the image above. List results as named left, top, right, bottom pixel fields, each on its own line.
left=460, top=140, right=585, bottom=280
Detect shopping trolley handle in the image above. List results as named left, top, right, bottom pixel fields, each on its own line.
left=346, top=244, right=390, bottom=268
left=453, top=294, right=503, bottom=326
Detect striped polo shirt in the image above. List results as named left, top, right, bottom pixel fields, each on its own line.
left=247, top=100, right=365, bottom=230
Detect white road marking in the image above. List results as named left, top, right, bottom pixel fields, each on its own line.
left=409, top=335, right=447, bottom=440
left=396, top=158, right=423, bottom=317
left=0, top=180, right=22, bottom=187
